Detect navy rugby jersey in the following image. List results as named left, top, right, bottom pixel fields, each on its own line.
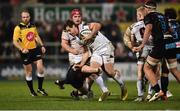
left=169, top=19, right=180, bottom=41
left=144, top=12, right=169, bottom=46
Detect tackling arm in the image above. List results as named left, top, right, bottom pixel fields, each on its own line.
left=61, top=39, right=79, bottom=55
left=84, top=22, right=101, bottom=41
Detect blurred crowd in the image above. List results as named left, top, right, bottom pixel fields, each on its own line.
left=0, top=0, right=179, bottom=5
left=0, top=14, right=135, bottom=63
left=0, top=1, right=179, bottom=63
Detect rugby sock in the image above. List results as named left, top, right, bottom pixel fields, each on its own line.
left=137, top=80, right=144, bottom=96
left=37, top=73, right=44, bottom=90
left=113, top=73, right=125, bottom=88
left=95, top=76, right=108, bottom=93
left=161, top=76, right=168, bottom=95
left=152, top=84, right=160, bottom=93
left=148, top=83, right=153, bottom=95
left=26, top=76, right=34, bottom=92
left=158, top=79, right=161, bottom=89
left=84, top=78, right=94, bottom=91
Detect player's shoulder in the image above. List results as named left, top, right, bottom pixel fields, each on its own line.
left=61, top=30, right=75, bottom=40
left=131, top=21, right=142, bottom=29
left=130, top=22, right=136, bottom=29
left=14, top=24, right=22, bottom=32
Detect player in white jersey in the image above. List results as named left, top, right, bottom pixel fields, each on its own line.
left=64, top=18, right=128, bottom=101
left=123, top=7, right=153, bottom=102
left=55, top=9, right=110, bottom=101
left=131, top=7, right=154, bottom=102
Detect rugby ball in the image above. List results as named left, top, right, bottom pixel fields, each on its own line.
left=79, top=29, right=95, bottom=45
left=80, top=29, right=91, bottom=38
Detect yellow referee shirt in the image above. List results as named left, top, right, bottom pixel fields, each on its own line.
left=13, top=22, right=39, bottom=49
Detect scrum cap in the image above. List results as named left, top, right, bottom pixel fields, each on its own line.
left=144, top=0, right=157, bottom=9
left=70, top=9, right=82, bottom=18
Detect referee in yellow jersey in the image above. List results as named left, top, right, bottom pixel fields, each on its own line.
left=13, top=9, right=48, bottom=96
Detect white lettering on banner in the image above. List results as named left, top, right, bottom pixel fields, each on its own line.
left=1, top=66, right=68, bottom=79
left=61, top=10, right=70, bottom=22
left=34, top=8, right=44, bottom=21
left=82, top=8, right=90, bottom=21
left=55, top=7, right=60, bottom=21
left=113, top=63, right=137, bottom=80
left=45, top=10, right=55, bottom=22
left=102, top=3, right=114, bottom=21
left=91, top=10, right=101, bottom=21
left=1, top=63, right=179, bottom=80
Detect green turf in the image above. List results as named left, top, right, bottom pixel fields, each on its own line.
left=0, top=80, right=179, bottom=110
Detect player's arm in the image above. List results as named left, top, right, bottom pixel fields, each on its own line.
left=73, top=46, right=89, bottom=70
left=84, top=22, right=101, bottom=41
left=79, top=46, right=89, bottom=66
left=123, top=26, right=133, bottom=50
left=133, top=24, right=152, bottom=52
left=34, top=27, right=44, bottom=46
left=35, top=35, right=44, bottom=47
left=13, top=26, right=24, bottom=51
left=141, top=24, right=152, bottom=48
left=34, top=28, right=46, bottom=53
left=61, top=32, right=79, bottom=55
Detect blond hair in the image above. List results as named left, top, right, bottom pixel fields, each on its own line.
left=137, top=6, right=145, bottom=12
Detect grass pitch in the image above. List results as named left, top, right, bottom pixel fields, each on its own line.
left=0, top=80, right=179, bottom=110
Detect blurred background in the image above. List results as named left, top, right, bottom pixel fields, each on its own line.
left=0, top=0, right=179, bottom=80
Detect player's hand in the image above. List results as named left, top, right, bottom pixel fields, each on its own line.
left=132, top=47, right=140, bottom=52
left=71, top=49, right=79, bottom=55
left=82, top=35, right=91, bottom=42
left=41, top=46, right=46, bottom=54
left=132, top=44, right=144, bottom=52
left=21, top=48, right=29, bottom=54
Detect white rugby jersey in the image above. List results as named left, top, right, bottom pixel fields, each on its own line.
left=78, top=23, right=110, bottom=51
left=131, top=20, right=152, bottom=46
left=61, top=31, right=84, bottom=64
left=131, top=20, right=145, bottom=42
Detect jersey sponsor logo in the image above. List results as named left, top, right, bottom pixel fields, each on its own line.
left=176, top=42, right=180, bottom=48
left=26, top=32, right=35, bottom=41
left=165, top=43, right=176, bottom=49
left=36, top=54, right=41, bottom=57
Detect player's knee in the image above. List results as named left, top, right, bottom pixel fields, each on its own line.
left=37, top=67, right=44, bottom=74
left=25, top=69, right=32, bottom=75
left=106, top=70, right=115, bottom=77
left=168, top=61, right=177, bottom=69
left=144, top=59, right=157, bottom=70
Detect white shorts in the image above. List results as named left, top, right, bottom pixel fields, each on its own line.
left=69, top=53, right=82, bottom=65
left=90, top=43, right=114, bottom=65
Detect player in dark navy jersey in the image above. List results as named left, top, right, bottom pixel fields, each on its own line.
left=164, top=8, right=180, bottom=61
left=159, top=8, right=180, bottom=100
left=133, top=0, right=180, bottom=102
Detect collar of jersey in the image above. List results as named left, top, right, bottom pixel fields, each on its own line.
left=20, top=22, right=30, bottom=27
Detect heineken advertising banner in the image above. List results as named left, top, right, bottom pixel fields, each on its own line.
left=22, top=4, right=136, bottom=22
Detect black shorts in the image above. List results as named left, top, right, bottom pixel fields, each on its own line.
left=177, top=48, right=180, bottom=61
left=149, top=43, right=165, bottom=59
left=164, top=39, right=177, bottom=59
left=66, top=65, right=91, bottom=89
left=20, top=47, right=42, bottom=65
left=149, top=42, right=176, bottom=60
